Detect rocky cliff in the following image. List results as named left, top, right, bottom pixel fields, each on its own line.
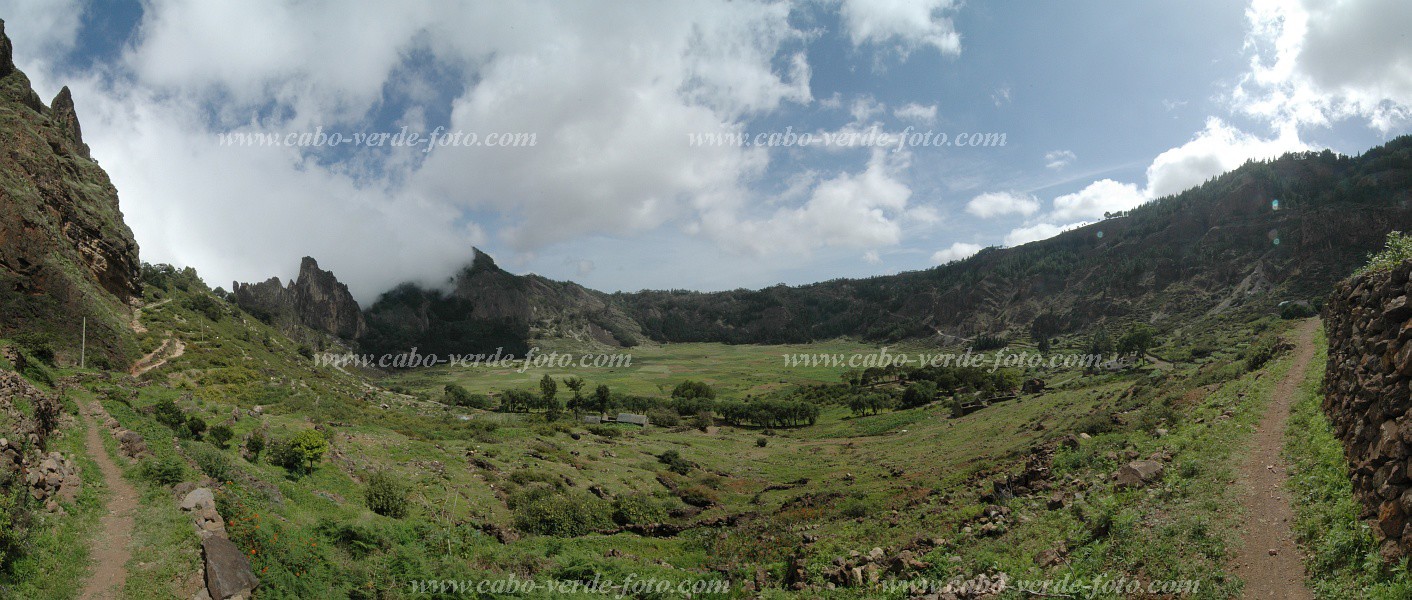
left=231, top=257, right=365, bottom=339
left=1323, top=258, right=1412, bottom=562
left=0, top=19, right=142, bottom=366
left=360, top=248, right=643, bottom=357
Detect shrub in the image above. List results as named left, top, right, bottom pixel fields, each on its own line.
left=266, top=431, right=328, bottom=474
left=245, top=431, right=265, bottom=461
left=182, top=416, right=208, bottom=440
left=512, top=492, right=613, bottom=537
left=671, top=380, right=716, bottom=400
left=611, top=493, right=669, bottom=526
left=208, top=425, right=234, bottom=448
left=1356, top=231, right=1412, bottom=276
left=676, top=485, right=718, bottom=507
left=153, top=398, right=186, bottom=430
left=646, top=407, right=681, bottom=427
left=657, top=450, right=693, bottom=475
left=187, top=442, right=233, bottom=482
left=756, top=436, right=768, bottom=448
left=364, top=471, right=409, bottom=518
left=0, top=472, right=31, bottom=572
left=139, top=456, right=186, bottom=486
left=690, top=411, right=714, bottom=431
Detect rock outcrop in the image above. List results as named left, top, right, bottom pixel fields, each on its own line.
left=49, top=86, right=90, bottom=159
left=1324, top=258, right=1412, bottom=562
left=231, top=256, right=365, bottom=339
left=0, top=20, right=142, bottom=366
left=361, top=248, right=645, bottom=358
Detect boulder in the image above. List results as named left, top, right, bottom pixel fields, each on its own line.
left=202, top=536, right=258, bottom=600
left=1114, top=460, right=1164, bottom=488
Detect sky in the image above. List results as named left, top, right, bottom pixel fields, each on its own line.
left=2, top=0, right=1410, bottom=303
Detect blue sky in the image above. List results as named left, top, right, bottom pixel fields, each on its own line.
left=2, top=0, right=1409, bottom=301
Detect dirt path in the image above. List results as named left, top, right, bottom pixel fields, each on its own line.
left=78, top=402, right=137, bottom=599
left=128, top=298, right=170, bottom=334
left=1230, top=318, right=1319, bottom=599
left=129, top=335, right=184, bottom=377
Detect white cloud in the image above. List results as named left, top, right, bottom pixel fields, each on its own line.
left=1237, top=0, right=1412, bottom=132
left=12, top=1, right=843, bottom=298
left=1, top=0, right=85, bottom=81
left=931, top=242, right=981, bottom=264
left=1143, top=117, right=1305, bottom=199
left=838, top=0, right=962, bottom=56
left=703, top=148, right=914, bottom=255
left=893, top=102, right=937, bottom=124
left=863, top=249, right=882, bottom=264
left=965, top=191, right=1039, bottom=218
left=1043, top=149, right=1075, bottom=170
left=1003, top=221, right=1088, bottom=247
left=1050, top=180, right=1145, bottom=221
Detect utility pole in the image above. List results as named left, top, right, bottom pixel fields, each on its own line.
left=80, top=317, right=86, bottom=369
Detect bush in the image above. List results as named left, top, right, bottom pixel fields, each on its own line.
left=671, top=380, right=716, bottom=400
left=657, top=450, right=693, bottom=475
left=139, top=456, right=186, bottom=486
left=690, top=411, right=714, bottom=431
left=153, top=398, right=186, bottom=430
left=208, top=425, right=234, bottom=448
left=245, top=431, right=266, bottom=461
left=1356, top=231, right=1412, bottom=276
left=270, top=429, right=330, bottom=473
left=512, top=492, right=613, bottom=537
left=756, top=437, right=768, bottom=448
left=182, top=416, right=208, bottom=440
left=187, top=442, right=233, bottom=482
left=364, top=471, right=409, bottom=518
left=611, top=493, right=668, bottom=526
left=676, top=485, right=718, bottom=507
left=0, top=472, right=31, bottom=573
left=646, top=407, right=681, bottom=427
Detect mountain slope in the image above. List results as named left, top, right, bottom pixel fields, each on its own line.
left=0, top=19, right=141, bottom=367
left=616, top=142, right=1412, bottom=344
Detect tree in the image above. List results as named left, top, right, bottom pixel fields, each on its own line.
left=539, top=374, right=558, bottom=405
left=208, top=425, right=234, bottom=449
left=671, top=380, right=715, bottom=400
left=593, top=384, right=613, bottom=416
left=1118, top=324, right=1157, bottom=360
left=563, top=377, right=586, bottom=413
left=288, top=429, right=330, bottom=473
left=900, top=381, right=938, bottom=409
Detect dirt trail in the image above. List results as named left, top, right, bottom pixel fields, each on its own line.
left=129, top=335, right=185, bottom=377
left=128, top=298, right=170, bottom=334
left=1230, top=318, right=1318, bottom=599
left=77, top=402, right=137, bottom=599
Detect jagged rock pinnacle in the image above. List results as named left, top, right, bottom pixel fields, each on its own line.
left=50, top=86, right=91, bottom=158
left=1, top=19, right=13, bottom=77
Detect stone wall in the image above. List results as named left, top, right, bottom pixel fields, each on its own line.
left=1323, top=259, right=1412, bottom=561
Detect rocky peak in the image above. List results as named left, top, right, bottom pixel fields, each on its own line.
left=1, top=19, right=13, bottom=77
left=49, top=86, right=90, bottom=159
left=291, top=257, right=365, bottom=339
left=468, top=247, right=501, bottom=274
left=231, top=258, right=365, bottom=340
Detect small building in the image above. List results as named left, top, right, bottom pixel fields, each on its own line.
left=615, top=413, right=650, bottom=427
left=581, top=415, right=602, bottom=425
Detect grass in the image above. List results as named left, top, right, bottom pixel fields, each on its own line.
left=3, top=401, right=104, bottom=600
left=1284, top=327, right=1412, bottom=599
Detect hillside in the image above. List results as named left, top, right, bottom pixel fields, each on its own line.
left=617, top=144, right=1412, bottom=344
left=0, top=18, right=141, bottom=368
left=325, top=140, right=1412, bottom=357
